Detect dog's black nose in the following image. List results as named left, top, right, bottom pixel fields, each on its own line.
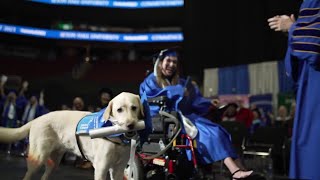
left=127, top=124, right=135, bottom=130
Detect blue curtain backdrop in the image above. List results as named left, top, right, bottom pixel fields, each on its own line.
left=204, top=60, right=295, bottom=116
left=218, top=65, right=249, bottom=94
left=215, top=61, right=293, bottom=95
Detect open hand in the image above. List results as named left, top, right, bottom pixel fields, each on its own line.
left=184, top=88, right=190, bottom=97
left=267, top=14, right=295, bottom=32
left=22, top=81, right=29, bottom=90
left=1, top=75, right=8, bottom=86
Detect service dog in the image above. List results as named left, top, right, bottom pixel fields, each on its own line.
left=0, top=92, right=144, bottom=180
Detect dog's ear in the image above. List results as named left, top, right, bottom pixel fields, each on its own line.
left=103, top=99, right=113, bottom=121
left=136, top=95, right=144, bottom=119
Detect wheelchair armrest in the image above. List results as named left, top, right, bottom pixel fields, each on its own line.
left=148, top=96, right=168, bottom=106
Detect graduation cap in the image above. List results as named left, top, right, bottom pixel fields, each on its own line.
left=6, top=89, right=18, bottom=95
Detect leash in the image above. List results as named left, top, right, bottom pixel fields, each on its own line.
left=75, top=134, right=88, bottom=160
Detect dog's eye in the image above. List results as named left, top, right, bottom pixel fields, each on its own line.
left=117, top=108, right=123, bottom=113
left=131, top=106, right=137, bottom=111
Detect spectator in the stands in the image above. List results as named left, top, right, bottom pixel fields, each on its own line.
left=71, top=96, right=93, bottom=169
left=272, top=105, right=291, bottom=127
left=95, top=87, right=113, bottom=112
left=60, top=104, right=71, bottom=110
left=20, top=90, right=49, bottom=156
left=21, top=90, right=49, bottom=125
left=0, top=79, right=28, bottom=154
left=72, top=96, right=85, bottom=111
left=222, top=101, right=254, bottom=129
left=249, top=108, right=266, bottom=134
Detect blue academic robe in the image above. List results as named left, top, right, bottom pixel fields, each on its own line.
left=285, top=1, right=320, bottom=179
left=0, top=96, right=27, bottom=127
left=140, top=73, right=237, bottom=164
left=22, top=105, right=49, bottom=125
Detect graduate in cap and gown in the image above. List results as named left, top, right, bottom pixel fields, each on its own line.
left=0, top=81, right=28, bottom=128
left=21, top=90, right=49, bottom=125
left=0, top=80, right=28, bottom=153
left=139, top=48, right=255, bottom=179
left=20, top=90, right=49, bottom=156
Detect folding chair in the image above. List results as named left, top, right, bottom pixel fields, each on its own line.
left=219, top=121, right=248, bottom=155
left=242, top=126, right=288, bottom=177
left=218, top=121, right=249, bottom=175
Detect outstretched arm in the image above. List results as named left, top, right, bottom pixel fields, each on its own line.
left=18, top=81, right=29, bottom=97
left=39, top=90, right=45, bottom=106
left=0, top=75, right=7, bottom=98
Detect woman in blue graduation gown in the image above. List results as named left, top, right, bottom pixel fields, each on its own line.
left=139, top=48, right=253, bottom=179
left=285, top=0, right=320, bottom=179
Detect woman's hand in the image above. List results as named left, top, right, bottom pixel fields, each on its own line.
left=211, top=99, right=219, bottom=107
left=22, top=81, right=29, bottom=90
left=184, top=88, right=190, bottom=97
left=1, top=75, right=7, bottom=87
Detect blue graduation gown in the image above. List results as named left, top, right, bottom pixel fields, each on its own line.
left=22, top=104, right=49, bottom=125
left=285, top=1, right=320, bottom=179
left=140, top=73, right=237, bottom=164
left=0, top=96, right=27, bottom=127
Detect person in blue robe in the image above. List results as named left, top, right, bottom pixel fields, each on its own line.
left=284, top=0, right=320, bottom=179
left=21, top=91, right=49, bottom=125
left=0, top=90, right=27, bottom=128
left=20, top=91, right=49, bottom=156
left=0, top=82, right=28, bottom=153
left=139, top=48, right=254, bottom=179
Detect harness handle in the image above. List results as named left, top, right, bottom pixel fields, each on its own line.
left=88, top=120, right=145, bottom=139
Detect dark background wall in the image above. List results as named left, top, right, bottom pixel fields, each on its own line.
left=183, top=0, right=302, bottom=78
left=0, top=0, right=302, bottom=72
left=0, top=0, right=302, bottom=110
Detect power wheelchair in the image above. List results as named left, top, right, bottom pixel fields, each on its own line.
left=124, top=95, right=202, bottom=180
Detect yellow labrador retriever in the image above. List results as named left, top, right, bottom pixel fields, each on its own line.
left=0, top=92, right=144, bottom=180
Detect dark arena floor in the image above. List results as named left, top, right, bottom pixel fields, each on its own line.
left=0, top=152, right=94, bottom=180
left=0, top=150, right=291, bottom=180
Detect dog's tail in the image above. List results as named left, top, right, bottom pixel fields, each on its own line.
left=0, top=122, right=32, bottom=143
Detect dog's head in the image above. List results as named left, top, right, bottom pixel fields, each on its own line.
left=103, top=92, right=144, bottom=130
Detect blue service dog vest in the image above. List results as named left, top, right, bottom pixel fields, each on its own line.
left=75, top=108, right=128, bottom=142
left=76, top=109, right=111, bottom=135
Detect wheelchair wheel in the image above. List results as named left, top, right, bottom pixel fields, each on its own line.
left=124, top=155, right=144, bottom=180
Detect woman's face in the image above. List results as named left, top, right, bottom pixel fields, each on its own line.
left=73, top=97, right=84, bottom=111
left=278, top=105, right=288, bottom=117
left=7, top=92, right=17, bottom=101
left=253, top=111, right=260, bottom=120
left=161, top=55, right=178, bottom=77
left=30, top=96, right=38, bottom=105
left=225, top=106, right=237, bottom=117
left=100, top=92, right=111, bottom=106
